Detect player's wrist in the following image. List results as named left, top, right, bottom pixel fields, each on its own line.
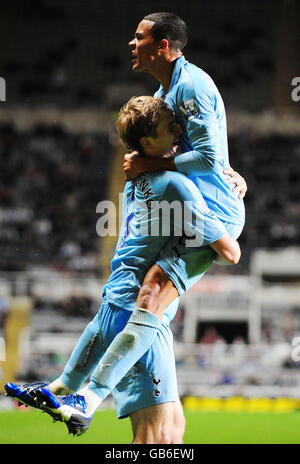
left=143, top=157, right=176, bottom=173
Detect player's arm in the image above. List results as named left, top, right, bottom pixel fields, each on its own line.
left=174, top=81, right=248, bottom=197
left=167, top=178, right=241, bottom=265
left=123, top=151, right=247, bottom=199
left=123, top=81, right=222, bottom=180
left=122, top=93, right=247, bottom=198
left=171, top=79, right=224, bottom=176
left=123, top=151, right=177, bottom=181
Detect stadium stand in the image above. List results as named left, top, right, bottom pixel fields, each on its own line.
left=0, top=122, right=299, bottom=275
left=0, top=0, right=299, bottom=401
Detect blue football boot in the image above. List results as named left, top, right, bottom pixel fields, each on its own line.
left=5, top=382, right=47, bottom=408
left=4, top=382, right=62, bottom=422
left=35, top=387, right=93, bottom=437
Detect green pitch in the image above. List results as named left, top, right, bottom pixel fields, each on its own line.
left=1, top=408, right=300, bottom=444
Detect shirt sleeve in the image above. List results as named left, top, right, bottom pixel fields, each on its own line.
left=174, top=78, right=225, bottom=176
left=165, top=176, right=228, bottom=247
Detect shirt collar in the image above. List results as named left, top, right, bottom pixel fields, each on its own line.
left=170, top=55, right=186, bottom=88
left=156, top=55, right=187, bottom=97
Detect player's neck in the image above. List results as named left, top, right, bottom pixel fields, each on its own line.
left=150, top=53, right=181, bottom=93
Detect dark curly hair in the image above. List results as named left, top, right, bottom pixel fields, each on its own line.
left=143, top=12, right=188, bottom=51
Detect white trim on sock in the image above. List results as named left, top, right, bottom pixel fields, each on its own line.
left=128, top=307, right=161, bottom=328
left=78, top=385, right=103, bottom=416
left=48, top=378, right=73, bottom=395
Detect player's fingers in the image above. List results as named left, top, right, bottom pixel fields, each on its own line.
left=123, top=162, right=131, bottom=171
left=227, top=175, right=246, bottom=188
left=233, top=183, right=247, bottom=199
left=124, top=151, right=139, bottom=161
left=226, top=176, right=238, bottom=183
left=234, top=177, right=245, bottom=186
left=223, top=168, right=237, bottom=175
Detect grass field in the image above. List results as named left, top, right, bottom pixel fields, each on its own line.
left=1, top=407, right=300, bottom=444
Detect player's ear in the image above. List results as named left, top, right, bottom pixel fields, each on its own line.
left=140, top=136, right=153, bottom=152
left=158, top=39, right=169, bottom=54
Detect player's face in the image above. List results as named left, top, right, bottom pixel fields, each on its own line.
left=143, top=116, right=182, bottom=157
left=129, top=20, right=158, bottom=72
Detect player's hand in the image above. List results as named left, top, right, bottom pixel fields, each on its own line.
left=123, top=152, right=145, bottom=181
left=224, top=167, right=247, bottom=199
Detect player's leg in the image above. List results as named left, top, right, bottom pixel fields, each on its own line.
left=136, top=263, right=178, bottom=319
left=47, top=267, right=178, bottom=404
left=83, top=247, right=212, bottom=404
left=37, top=305, right=179, bottom=438
left=5, top=303, right=111, bottom=414
left=66, top=198, right=235, bottom=405
left=66, top=246, right=214, bottom=410
left=172, top=396, right=186, bottom=443
left=130, top=399, right=185, bottom=444
left=47, top=302, right=111, bottom=395
left=82, top=303, right=176, bottom=416
left=4, top=304, right=108, bottom=407
left=115, top=317, right=183, bottom=444
left=35, top=302, right=135, bottom=435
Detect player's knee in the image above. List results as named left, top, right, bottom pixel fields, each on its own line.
left=230, top=247, right=241, bottom=264
left=222, top=247, right=241, bottom=265
left=232, top=242, right=241, bottom=264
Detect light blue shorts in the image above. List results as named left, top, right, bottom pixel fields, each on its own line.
left=157, top=221, right=244, bottom=295
left=98, top=299, right=178, bottom=419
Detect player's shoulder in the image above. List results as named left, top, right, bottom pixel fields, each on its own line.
left=178, top=59, right=217, bottom=100
left=137, top=171, right=192, bottom=200
left=182, top=59, right=215, bottom=86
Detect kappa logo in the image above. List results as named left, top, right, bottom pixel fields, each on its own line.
left=180, top=98, right=198, bottom=120
left=98, top=360, right=112, bottom=372
left=152, top=377, right=161, bottom=397
left=137, top=175, right=154, bottom=201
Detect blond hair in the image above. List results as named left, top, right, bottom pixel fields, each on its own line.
left=116, top=96, right=174, bottom=152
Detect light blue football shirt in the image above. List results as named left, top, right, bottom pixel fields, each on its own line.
left=154, top=56, right=245, bottom=226
left=102, top=170, right=227, bottom=320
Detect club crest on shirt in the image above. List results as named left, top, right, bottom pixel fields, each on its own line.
left=179, top=98, right=198, bottom=120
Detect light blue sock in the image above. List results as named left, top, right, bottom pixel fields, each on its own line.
left=59, top=313, right=105, bottom=391
left=88, top=308, right=161, bottom=400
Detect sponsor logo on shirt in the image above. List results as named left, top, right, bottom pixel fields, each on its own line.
left=136, top=175, right=154, bottom=201
left=179, top=98, right=198, bottom=120
left=152, top=376, right=162, bottom=397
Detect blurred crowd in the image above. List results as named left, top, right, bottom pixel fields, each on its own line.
left=2, top=0, right=275, bottom=110
left=33, top=295, right=97, bottom=319
left=0, top=122, right=299, bottom=275
left=0, top=122, right=111, bottom=274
